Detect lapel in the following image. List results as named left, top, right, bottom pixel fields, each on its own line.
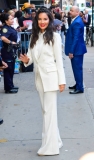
left=71, top=16, right=80, bottom=26
left=66, top=16, right=80, bottom=36
left=34, top=32, right=44, bottom=61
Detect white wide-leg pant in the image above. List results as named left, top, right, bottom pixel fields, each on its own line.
left=36, top=73, right=63, bottom=155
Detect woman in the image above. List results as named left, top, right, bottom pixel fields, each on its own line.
left=61, top=11, right=67, bottom=52
left=79, top=11, right=87, bottom=42
left=67, top=12, right=71, bottom=27
left=0, top=14, right=18, bottom=93
left=15, top=10, right=22, bottom=19
left=8, top=10, right=19, bottom=29
left=30, top=3, right=36, bottom=9
left=20, top=7, right=66, bottom=156
left=8, top=10, right=15, bottom=18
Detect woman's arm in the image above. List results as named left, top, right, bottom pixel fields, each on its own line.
left=1, top=36, right=16, bottom=44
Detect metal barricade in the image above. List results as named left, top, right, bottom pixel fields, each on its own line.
left=18, top=31, right=31, bottom=55
left=17, top=31, right=33, bottom=72
left=0, top=31, right=32, bottom=56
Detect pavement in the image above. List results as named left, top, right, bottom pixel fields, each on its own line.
left=0, top=45, right=94, bottom=160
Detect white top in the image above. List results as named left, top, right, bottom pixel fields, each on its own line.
left=0, top=21, right=2, bottom=25
left=12, top=17, right=19, bottom=29
left=71, top=16, right=79, bottom=23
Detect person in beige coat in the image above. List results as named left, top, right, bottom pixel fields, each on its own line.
left=20, top=7, right=66, bottom=156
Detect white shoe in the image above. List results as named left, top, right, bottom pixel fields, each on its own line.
left=59, top=143, right=63, bottom=149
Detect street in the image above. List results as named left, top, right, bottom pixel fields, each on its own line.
left=0, top=45, right=94, bottom=160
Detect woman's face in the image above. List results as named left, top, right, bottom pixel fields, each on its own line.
left=38, top=13, right=50, bottom=32
left=5, top=15, right=14, bottom=26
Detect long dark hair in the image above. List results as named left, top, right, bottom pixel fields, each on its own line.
left=30, top=7, right=54, bottom=48
left=0, top=13, right=10, bottom=24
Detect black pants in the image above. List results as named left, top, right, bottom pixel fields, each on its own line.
left=3, top=60, right=15, bottom=91
left=86, top=26, right=89, bottom=35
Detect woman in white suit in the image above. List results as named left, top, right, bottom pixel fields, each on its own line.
left=20, top=7, right=66, bottom=156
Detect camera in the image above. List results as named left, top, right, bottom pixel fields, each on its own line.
left=7, top=43, right=21, bottom=59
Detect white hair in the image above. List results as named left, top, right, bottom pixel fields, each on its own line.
left=72, top=6, right=80, bottom=13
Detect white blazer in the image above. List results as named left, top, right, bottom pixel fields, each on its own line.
left=24, top=32, right=66, bottom=92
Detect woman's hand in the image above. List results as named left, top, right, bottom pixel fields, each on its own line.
left=59, top=84, right=65, bottom=92
left=17, top=27, right=21, bottom=32
left=19, top=54, right=29, bottom=64
left=16, top=27, right=21, bottom=32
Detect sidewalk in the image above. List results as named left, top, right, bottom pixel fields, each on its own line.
left=0, top=46, right=94, bottom=160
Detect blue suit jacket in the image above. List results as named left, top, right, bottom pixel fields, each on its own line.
left=65, top=16, right=87, bottom=56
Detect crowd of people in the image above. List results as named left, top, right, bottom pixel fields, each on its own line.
left=0, top=3, right=91, bottom=93
left=0, top=2, right=90, bottom=156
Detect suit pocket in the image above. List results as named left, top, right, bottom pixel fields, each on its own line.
left=46, top=66, right=57, bottom=72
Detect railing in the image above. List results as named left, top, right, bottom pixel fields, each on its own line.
left=17, top=31, right=31, bottom=54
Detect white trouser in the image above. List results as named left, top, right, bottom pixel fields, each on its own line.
left=84, top=26, right=86, bottom=41
left=61, top=31, right=65, bottom=48
left=36, top=73, right=63, bottom=155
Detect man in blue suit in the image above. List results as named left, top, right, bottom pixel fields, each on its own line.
left=65, top=6, right=87, bottom=94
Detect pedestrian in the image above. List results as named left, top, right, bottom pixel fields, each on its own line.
left=20, top=7, right=66, bottom=156
left=0, top=13, right=19, bottom=93
left=31, top=9, right=36, bottom=21
left=21, top=2, right=31, bottom=11
left=10, top=5, right=17, bottom=13
left=67, top=12, right=71, bottom=27
left=65, top=6, right=87, bottom=94
left=18, top=7, right=32, bottom=46
left=84, top=10, right=91, bottom=35
left=8, top=10, right=19, bottom=29
left=30, top=4, right=36, bottom=10
left=79, top=11, right=87, bottom=42
left=61, top=11, right=67, bottom=52
left=15, top=10, right=22, bottom=19
left=18, top=8, right=33, bottom=72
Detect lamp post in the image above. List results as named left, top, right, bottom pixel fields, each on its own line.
left=16, top=0, right=19, bottom=10
left=60, top=0, right=62, bottom=9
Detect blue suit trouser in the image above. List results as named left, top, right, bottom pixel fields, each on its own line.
left=71, top=55, right=84, bottom=91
